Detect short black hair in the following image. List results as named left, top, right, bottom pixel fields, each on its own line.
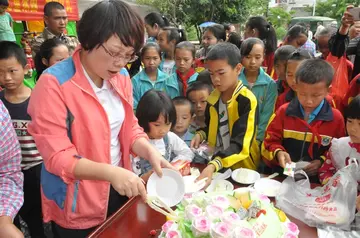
left=345, top=95, right=360, bottom=119
left=44, top=1, right=65, bottom=16
left=0, top=41, right=27, bottom=67
left=240, top=37, right=264, bottom=60
left=206, top=42, right=241, bottom=68
left=196, top=70, right=213, bottom=86
left=286, top=25, right=307, bottom=42
left=186, top=81, right=213, bottom=97
left=0, top=0, right=9, bottom=7
left=35, top=38, right=68, bottom=80
left=140, top=42, right=161, bottom=58
left=77, top=0, right=144, bottom=53
left=245, top=16, right=277, bottom=54
left=144, top=12, right=170, bottom=28
left=295, top=59, right=334, bottom=87
left=161, top=27, right=187, bottom=45
left=136, top=89, right=176, bottom=132
left=274, top=45, right=297, bottom=65
left=288, top=49, right=313, bottom=61
left=204, top=24, right=226, bottom=42
left=175, top=41, right=195, bottom=58
left=228, top=32, right=242, bottom=49
left=172, top=96, right=195, bottom=116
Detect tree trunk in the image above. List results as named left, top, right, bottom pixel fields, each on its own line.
left=195, top=24, right=201, bottom=42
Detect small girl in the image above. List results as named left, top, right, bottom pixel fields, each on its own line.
left=276, top=49, right=313, bottom=110
left=196, top=24, right=226, bottom=59
left=319, top=96, right=360, bottom=198
left=244, top=16, right=277, bottom=77
left=144, top=12, right=170, bottom=43
left=170, top=41, right=199, bottom=96
left=239, top=38, right=277, bottom=143
left=158, top=27, right=187, bottom=75
left=35, top=38, right=70, bottom=81
left=134, top=89, right=194, bottom=180
left=132, top=42, right=179, bottom=110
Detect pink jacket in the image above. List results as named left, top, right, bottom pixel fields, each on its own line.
left=28, top=48, right=147, bottom=229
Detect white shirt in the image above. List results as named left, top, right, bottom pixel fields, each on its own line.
left=216, top=100, right=230, bottom=151
left=83, top=66, right=125, bottom=166
left=162, top=60, right=175, bottom=75
left=308, top=30, right=313, bottom=40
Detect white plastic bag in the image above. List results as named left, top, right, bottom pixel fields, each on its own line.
left=276, top=159, right=359, bottom=230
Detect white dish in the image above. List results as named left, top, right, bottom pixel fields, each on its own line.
left=295, top=161, right=310, bottom=171
left=183, top=175, right=206, bottom=194
left=254, top=178, right=282, bottom=197
left=212, top=169, right=232, bottom=180
left=233, top=187, right=256, bottom=194
left=206, top=179, right=234, bottom=193
left=147, top=169, right=185, bottom=207
left=231, top=168, right=260, bottom=184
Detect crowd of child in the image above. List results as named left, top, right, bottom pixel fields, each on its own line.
left=1, top=1, right=360, bottom=237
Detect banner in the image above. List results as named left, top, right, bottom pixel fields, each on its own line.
left=8, top=0, right=79, bottom=21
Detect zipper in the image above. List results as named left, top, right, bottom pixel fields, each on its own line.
left=71, top=80, right=113, bottom=220
left=71, top=180, right=79, bottom=212
left=299, top=127, right=309, bottom=161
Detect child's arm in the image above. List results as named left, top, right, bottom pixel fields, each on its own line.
left=0, top=102, right=24, bottom=221
left=261, top=107, right=288, bottom=167
left=318, top=151, right=336, bottom=185
left=209, top=95, right=257, bottom=171
left=257, top=80, right=277, bottom=142
left=168, top=132, right=194, bottom=162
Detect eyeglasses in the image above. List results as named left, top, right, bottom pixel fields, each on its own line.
left=101, top=44, right=137, bottom=62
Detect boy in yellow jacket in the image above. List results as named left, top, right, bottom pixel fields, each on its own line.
left=191, top=43, right=259, bottom=188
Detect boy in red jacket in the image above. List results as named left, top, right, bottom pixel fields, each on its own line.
left=262, top=59, right=346, bottom=182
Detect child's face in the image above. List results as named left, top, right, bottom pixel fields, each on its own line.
left=145, top=23, right=159, bottom=38
left=157, top=30, right=172, bottom=53
left=241, top=44, right=264, bottom=73
left=207, top=59, right=241, bottom=93
left=202, top=30, right=218, bottom=49
left=188, top=89, right=209, bottom=117
left=47, top=45, right=70, bottom=67
left=274, top=60, right=287, bottom=81
left=175, top=48, right=194, bottom=74
left=317, top=35, right=330, bottom=59
left=295, top=81, right=329, bottom=115
left=286, top=60, right=302, bottom=90
left=142, top=47, right=161, bottom=72
left=346, top=118, right=360, bottom=143
left=173, top=104, right=193, bottom=135
left=148, top=114, right=172, bottom=140
left=0, top=57, right=28, bottom=91
left=0, top=6, right=7, bottom=14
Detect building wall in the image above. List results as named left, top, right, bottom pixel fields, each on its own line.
left=269, top=0, right=315, bottom=17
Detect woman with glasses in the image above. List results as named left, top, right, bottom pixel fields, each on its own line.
left=27, top=1, right=174, bottom=237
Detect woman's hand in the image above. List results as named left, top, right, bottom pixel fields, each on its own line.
left=190, top=134, right=202, bottom=149
left=195, top=164, right=216, bottom=189
left=0, top=217, right=24, bottom=238
left=303, top=160, right=322, bottom=177
left=109, top=167, right=147, bottom=201
left=340, top=5, right=355, bottom=35
left=147, top=151, right=176, bottom=178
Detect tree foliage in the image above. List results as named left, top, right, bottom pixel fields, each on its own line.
left=267, top=7, right=294, bottom=28
left=304, top=0, right=360, bottom=21
left=136, top=0, right=255, bottom=41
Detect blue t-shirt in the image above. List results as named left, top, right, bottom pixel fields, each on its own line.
left=0, top=12, right=16, bottom=42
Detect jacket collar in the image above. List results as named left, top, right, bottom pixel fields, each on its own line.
left=207, top=81, right=244, bottom=106
left=139, top=69, right=167, bottom=83
left=285, top=97, right=333, bottom=122
left=239, top=67, right=269, bottom=87
left=70, top=47, right=128, bottom=101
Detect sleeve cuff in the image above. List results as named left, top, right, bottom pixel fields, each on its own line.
left=273, top=149, right=283, bottom=162
left=196, top=131, right=207, bottom=141
left=319, top=155, right=326, bottom=165
left=209, top=157, right=223, bottom=172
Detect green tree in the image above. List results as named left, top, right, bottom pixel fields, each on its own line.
left=267, top=7, right=294, bottom=28
left=304, top=0, right=360, bottom=20
left=136, top=0, right=254, bottom=41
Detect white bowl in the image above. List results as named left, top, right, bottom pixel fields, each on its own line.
left=231, top=168, right=260, bottom=184
left=206, top=179, right=234, bottom=193
left=254, top=178, right=282, bottom=197
left=147, top=169, right=185, bottom=207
